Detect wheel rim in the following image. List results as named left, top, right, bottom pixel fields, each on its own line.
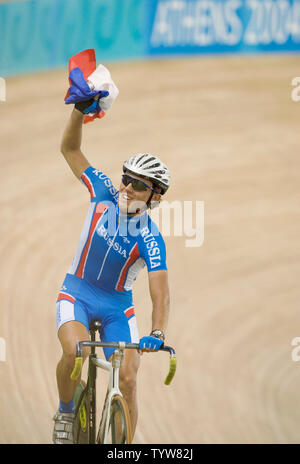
left=110, top=400, right=126, bottom=444
left=73, top=382, right=89, bottom=444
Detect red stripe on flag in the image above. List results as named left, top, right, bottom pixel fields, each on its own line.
left=76, top=204, right=108, bottom=278
left=57, top=292, right=75, bottom=303
left=116, top=244, right=139, bottom=292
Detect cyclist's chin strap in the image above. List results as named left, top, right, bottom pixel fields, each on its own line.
left=146, top=190, right=154, bottom=209
left=146, top=190, right=162, bottom=211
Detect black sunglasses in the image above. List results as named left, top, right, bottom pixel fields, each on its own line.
left=122, top=174, right=156, bottom=192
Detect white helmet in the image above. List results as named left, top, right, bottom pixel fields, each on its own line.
left=123, top=153, right=170, bottom=194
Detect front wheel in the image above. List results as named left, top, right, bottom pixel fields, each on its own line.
left=97, top=394, right=132, bottom=444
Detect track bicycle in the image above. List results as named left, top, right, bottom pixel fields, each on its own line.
left=71, top=320, right=177, bottom=444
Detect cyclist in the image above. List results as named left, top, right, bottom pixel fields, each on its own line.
left=53, top=99, right=171, bottom=444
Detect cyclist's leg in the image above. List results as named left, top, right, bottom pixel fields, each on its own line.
left=118, top=348, right=140, bottom=437
left=54, top=307, right=90, bottom=444
left=56, top=291, right=91, bottom=407
left=56, top=320, right=90, bottom=404
left=54, top=275, right=98, bottom=443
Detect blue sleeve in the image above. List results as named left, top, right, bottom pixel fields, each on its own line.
left=80, top=166, right=119, bottom=203
left=139, top=221, right=168, bottom=273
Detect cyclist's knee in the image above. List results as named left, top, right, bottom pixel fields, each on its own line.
left=120, top=350, right=139, bottom=380
left=119, top=371, right=137, bottom=394
left=61, top=344, right=89, bottom=369
left=61, top=350, right=76, bottom=369
left=119, top=357, right=139, bottom=394
left=58, top=321, right=90, bottom=368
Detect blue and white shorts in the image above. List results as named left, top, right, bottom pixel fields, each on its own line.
left=56, top=274, right=139, bottom=360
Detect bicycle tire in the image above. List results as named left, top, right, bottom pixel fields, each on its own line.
left=73, top=381, right=89, bottom=444
left=97, top=394, right=132, bottom=444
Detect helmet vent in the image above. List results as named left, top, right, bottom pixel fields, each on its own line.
left=136, top=154, right=147, bottom=164
left=147, top=163, right=160, bottom=170
left=140, top=156, right=155, bottom=166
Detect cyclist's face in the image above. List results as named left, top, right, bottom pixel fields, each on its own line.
left=119, top=173, right=160, bottom=214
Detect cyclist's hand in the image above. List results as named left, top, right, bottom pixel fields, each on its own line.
left=65, top=67, right=109, bottom=114
left=138, top=336, right=164, bottom=353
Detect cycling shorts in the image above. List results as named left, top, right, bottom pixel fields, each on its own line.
left=56, top=274, right=139, bottom=360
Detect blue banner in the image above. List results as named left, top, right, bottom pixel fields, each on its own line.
left=0, top=0, right=146, bottom=76
left=1, top=0, right=300, bottom=77
left=147, top=0, right=300, bottom=55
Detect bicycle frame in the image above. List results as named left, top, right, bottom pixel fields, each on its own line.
left=71, top=332, right=177, bottom=444
left=91, top=344, right=125, bottom=443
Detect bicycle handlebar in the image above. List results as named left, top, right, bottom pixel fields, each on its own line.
left=70, top=341, right=177, bottom=386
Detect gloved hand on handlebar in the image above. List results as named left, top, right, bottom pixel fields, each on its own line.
left=138, top=336, right=164, bottom=351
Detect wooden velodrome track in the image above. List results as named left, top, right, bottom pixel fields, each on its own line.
left=0, top=55, right=300, bottom=444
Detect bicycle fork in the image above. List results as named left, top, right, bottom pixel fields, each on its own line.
left=92, top=344, right=125, bottom=444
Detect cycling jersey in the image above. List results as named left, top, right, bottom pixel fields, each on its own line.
left=56, top=166, right=167, bottom=358
left=67, top=166, right=167, bottom=294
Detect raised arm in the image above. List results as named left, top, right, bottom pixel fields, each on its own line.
left=60, top=108, right=91, bottom=179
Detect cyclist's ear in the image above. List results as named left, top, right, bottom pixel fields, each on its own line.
left=152, top=193, right=161, bottom=202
